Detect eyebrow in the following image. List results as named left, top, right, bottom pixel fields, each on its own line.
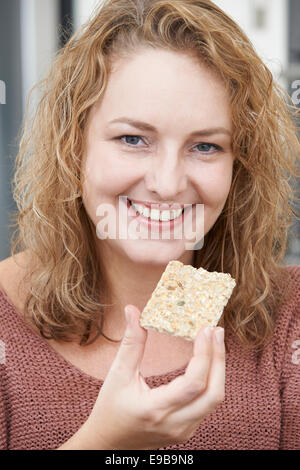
left=107, top=117, right=231, bottom=137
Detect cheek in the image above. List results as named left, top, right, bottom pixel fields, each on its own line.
left=194, top=161, right=233, bottom=208
left=82, top=146, right=138, bottom=197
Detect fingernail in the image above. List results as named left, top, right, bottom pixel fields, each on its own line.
left=204, top=326, right=212, bottom=339
left=124, top=306, right=132, bottom=325
left=215, top=328, right=224, bottom=344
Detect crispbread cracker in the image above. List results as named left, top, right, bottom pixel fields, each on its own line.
left=139, top=260, right=236, bottom=341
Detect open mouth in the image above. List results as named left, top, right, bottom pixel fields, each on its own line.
left=126, top=197, right=191, bottom=224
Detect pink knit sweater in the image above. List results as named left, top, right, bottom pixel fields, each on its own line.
left=0, top=265, right=299, bottom=450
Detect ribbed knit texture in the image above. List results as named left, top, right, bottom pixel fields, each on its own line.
left=0, top=265, right=299, bottom=450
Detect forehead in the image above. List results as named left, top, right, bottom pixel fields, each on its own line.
left=90, top=48, right=231, bottom=131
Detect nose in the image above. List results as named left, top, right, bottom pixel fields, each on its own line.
left=145, top=149, right=188, bottom=201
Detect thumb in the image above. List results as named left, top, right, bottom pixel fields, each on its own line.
left=112, top=305, right=148, bottom=378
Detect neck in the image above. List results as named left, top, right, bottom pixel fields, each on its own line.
left=97, top=242, right=195, bottom=339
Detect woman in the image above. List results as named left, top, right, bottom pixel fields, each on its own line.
left=0, top=0, right=299, bottom=450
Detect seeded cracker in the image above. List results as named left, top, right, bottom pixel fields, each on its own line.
left=139, top=260, right=236, bottom=341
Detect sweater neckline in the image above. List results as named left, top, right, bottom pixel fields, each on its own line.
left=0, top=285, right=187, bottom=386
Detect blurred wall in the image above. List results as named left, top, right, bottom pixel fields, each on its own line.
left=0, top=0, right=23, bottom=261
left=214, top=0, right=288, bottom=86
left=0, top=0, right=59, bottom=261
left=20, top=0, right=59, bottom=113
left=73, top=0, right=101, bottom=30
left=73, top=0, right=288, bottom=85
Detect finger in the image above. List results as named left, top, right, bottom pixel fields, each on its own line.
left=172, top=327, right=226, bottom=422
left=150, top=326, right=213, bottom=410
left=203, top=326, right=226, bottom=406
left=110, top=305, right=148, bottom=381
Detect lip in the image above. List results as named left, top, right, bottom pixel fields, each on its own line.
left=128, top=197, right=193, bottom=211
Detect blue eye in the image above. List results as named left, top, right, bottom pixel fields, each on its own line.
left=118, top=135, right=143, bottom=146
left=195, top=143, right=222, bottom=153
left=115, top=135, right=223, bottom=155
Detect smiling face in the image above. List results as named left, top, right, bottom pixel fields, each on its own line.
left=81, top=47, right=234, bottom=266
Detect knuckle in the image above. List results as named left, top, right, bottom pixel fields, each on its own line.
left=185, top=377, right=207, bottom=399
left=214, top=391, right=225, bottom=405
left=199, top=350, right=211, bottom=361
left=122, top=334, right=135, bottom=347
left=214, top=348, right=226, bottom=361
left=168, top=425, right=184, bottom=442
left=143, top=407, right=166, bottom=426
left=109, top=361, right=126, bottom=378
left=209, top=389, right=225, bottom=408
left=171, top=425, right=195, bottom=444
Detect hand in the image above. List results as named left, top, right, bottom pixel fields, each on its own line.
left=84, top=305, right=225, bottom=450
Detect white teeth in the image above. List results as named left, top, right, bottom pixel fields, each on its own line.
left=130, top=201, right=183, bottom=221
left=133, top=203, right=144, bottom=214
left=142, top=207, right=150, bottom=218
left=150, top=209, right=160, bottom=221
left=160, top=210, right=171, bottom=221
left=160, top=209, right=182, bottom=221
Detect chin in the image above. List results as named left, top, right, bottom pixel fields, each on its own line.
left=119, top=238, right=187, bottom=266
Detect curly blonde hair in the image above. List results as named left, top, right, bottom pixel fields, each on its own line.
left=10, top=0, right=300, bottom=349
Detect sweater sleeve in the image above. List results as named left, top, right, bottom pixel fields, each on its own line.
left=0, top=365, right=8, bottom=450
left=279, top=267, right=300, bottom=450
